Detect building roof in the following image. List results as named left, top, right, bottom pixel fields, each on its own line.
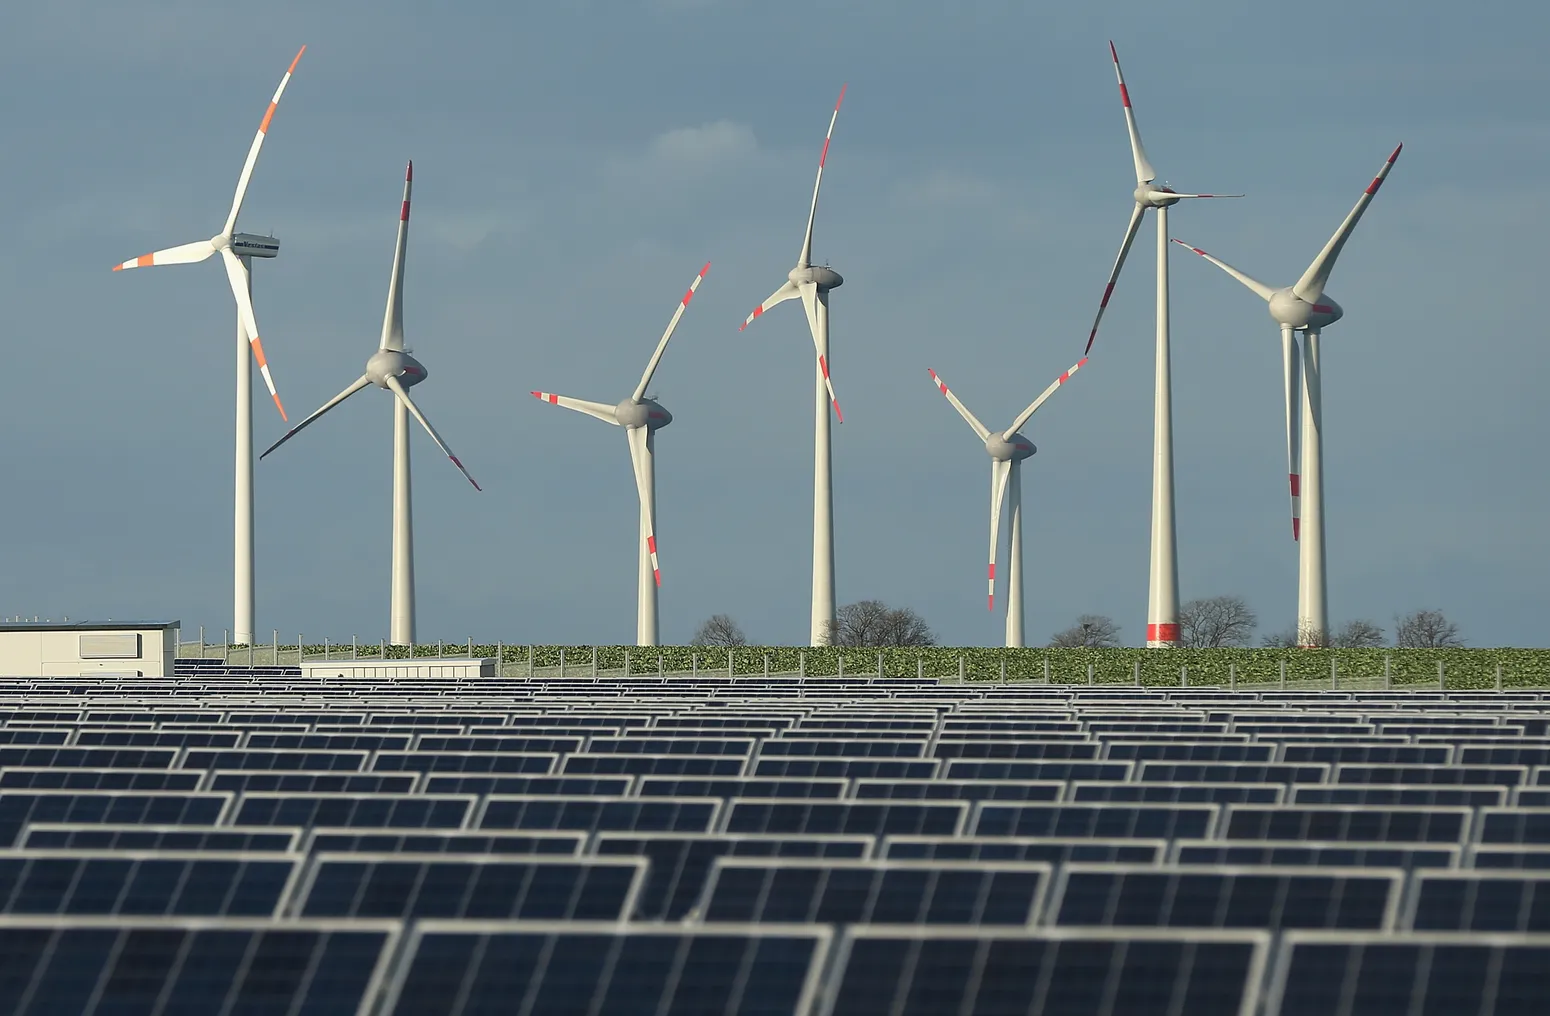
left=0, top=621, right=179, bottom=633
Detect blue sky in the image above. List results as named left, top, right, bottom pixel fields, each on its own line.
left=1, top=1, right=1544, bottom=647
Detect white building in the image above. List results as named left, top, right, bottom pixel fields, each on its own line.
left=0, top=621, right=179, bottom=677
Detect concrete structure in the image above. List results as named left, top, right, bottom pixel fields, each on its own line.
left=0, top=621, right=179, bottom=677
left=299, top=657, right=496, bottom=680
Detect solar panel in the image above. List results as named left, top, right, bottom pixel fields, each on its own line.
left=1280, top=744, right=1454, bottom=765
left=562, top=753, right=746, bottom=776
left=1334, top=764, right=1528, bottom=787
left=411, top=735, right=585, bottom=753
left=0, top=792, right=232, bottom=847
left=1172, top=840, right=1460, bottom=870
left=586, top=736, right=756, bottom=755
left=422, top=775, right=633, bottom=796
left=246, top=733, right=413, bottom=750
left=634, top=776, right=842, bottom=799
left=0, top=731, right=70, bottom=745
left=1266, top=931, right=1550, bottom=1016
left=0, top=768, right=204, bottom=791
left=305, top=829, right=585, bottom=856
left=1103, top=742, right=1274, bottom=762
left=374, top=751, right=557, bottom=774
left=752, top=758, right=941, bottom=779
left=210, top=771, right=420, bottom=794
left=759, top=739, right=926, bottom=758
left=1478, top=808, right=1550, bottom=845
left=595, top=833, right=874, bottom=920
left=823, top=927, right=1267, bottom=1016
left=380, top=921, right=829, bottom=1016
left=1070, top=781, right=1284, bottom=805
left=944, top=760, right=1134, bottom=781
left=1138, top=762, right=1330, bottom=784
left=75, top=730, right=243, bottom=747
left=0, top=851, right=298, bottom=917
left=1223, top=805, right=1472, bottom=843
left=0, top=747, right=177, bottom=769
left=297, top=853, right=644, bottom=921
left=477, top=795, right=720, bottom=834
left=1408, top=871, right=1550, bottom=932
left=971, top=803, right=1219, bottom=840
left=1461, top=746, right=1550, bottom=767
left=232, top=793, right=475, bottom=830
left=852, top=779, right=1064, bottom=802
left=19, top=824, right=299, bottom=852
left=881, top=835, right=1165, bottom=864
left=725, top=800, right=967, bottom=837
left=699, top=858, right=1049, bottom=926
left=932, top=740, right=1101, bottom=760
left=1051, top=864, right=1401, bottom=930
left=0, top=916, right=396, bottom=1016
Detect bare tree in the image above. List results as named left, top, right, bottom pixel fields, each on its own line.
left=1394, top=609, right=1463, bottom=648
left=1262, top=623, right=1328, bottom=648
left=825, top=601, right=936, bottom=647
left=1330, top=619, right=1385, bottom=648
left=1048, top=615, right=1122, bottom=648
left=690, top=614, right=747, bottom=647
left=1178, top=596, right=1259, bottom=648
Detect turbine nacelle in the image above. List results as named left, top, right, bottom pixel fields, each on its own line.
left=616, top=398, right=672, bottom=431
left=1269, top=289, right=1345, bottom=330
left=368, top=349, right=427, bottom=389
left=1136, top=184, right=1183, bottom=209
left=230, top=232, right=281, bottom=259
left=985, top=433, right=1035, bottom=462
left=789, top=264, right=844, bottom=290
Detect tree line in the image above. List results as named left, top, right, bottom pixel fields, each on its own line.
left=692, top=597, right=1464, bottom=649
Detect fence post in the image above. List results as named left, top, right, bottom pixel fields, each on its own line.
left=436, top=639, right=443, bottom=659
left=1280, top=659, right=1286, bottom=690
left=764, top=653, right=770, bottom=679
left=559, top=649, right=566, bottom=677
left=917, top=656, right=924, bottom=680
left=272, top=630, right=279, bottom=665
left=658, top=652, right=664, bottom=677
left=497, top=641, right=503, bottom=677
left=249, top=640, right=254, bottom=668
left=1043, top=655, right=1050, bottom=684
left=592, top=646, right=598, bottom=677
left=958, top=655, right=965, bottom=681
left=1384, top=654, right=1391, bottom=689
left=1230, top=663, right=1236, bottom=692
left=1438, top=660, right=1445, bottom=691
left=323, top=637, right=329, bottom=662
left=380, top=639, right=386, bottom=661
left=799, top=651, right=806, bottom=679
left=1496, top=662, right=1503, bottom=692
left=528, top=646, right=535, bottom=677
left=999, top=656, right=1006, bottom=682
left=623, top=648, right=630, bottom=677
left=223, top=629, right=229, bottom=660
left=729, top=649, right=735, bottom=680
left=692, top=654, right=698, bottom=678
left=468, top=637, right=474, bottom=659
left=198, top=626, right=205, bottom=659
left=878, top=652, right=885, bottom=679
left=838, top=655, right=844, bottom=678
left=1133, top=660, right=1141, bottom=686
left=1180, top=665, right=1186, bottom=688
left=1089, top=663, right=1095, bottom=686
left=297, top=634, right=303, bottom=666
left=1331, top=657, right=1337, bottom=691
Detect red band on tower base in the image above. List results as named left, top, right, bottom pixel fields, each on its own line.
left=1146, top=623, right=1180, bottom=643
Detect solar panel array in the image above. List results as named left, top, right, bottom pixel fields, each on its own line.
left=0, top=670, right=1547, bottom=1013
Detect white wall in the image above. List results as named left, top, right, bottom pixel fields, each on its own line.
left=0, top=627, right=175, bottom=677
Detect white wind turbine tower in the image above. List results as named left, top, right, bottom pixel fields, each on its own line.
left=927, top=357, right=1088, bottom=647
left=530, top=264, right=710, bottom=647
left=1173, top=144, right=1402, bottom=645
left=113, top=45, right=305, bottom=647
left=1082, top=42, right=1240, bottom=648
left=740, top=85, right=847, bottom=646
left=259, top=163, right=481, bottom=645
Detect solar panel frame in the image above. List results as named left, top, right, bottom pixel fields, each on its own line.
left=1170, top=839, right=1461, bottom=870
left=1478, top=807, right=1550, bottom=844
left=723, top=799, right=969, bottom=837
left=1223, top=804, right=1473, bottom=844
left=0, top=914, right=400, bottom=1016
left=971, top=802, right=1221, bottom=840
left=1291, top=786, right=1508, bottom=808
left=818, top=926, right=1269, bottom=1016
left=1069, top=781, right=1285, bottom=805
left=879, top=835, right=1166, bottom=864
left=303, top=828, right=587, bottom=856
left=373, top=751, right=558, bottom=774
left=0, top=791, right=234, bottom=847
left=18, top=823, right=300, bottom=852
left=232, top=792, right=477, bottom=830
left=0, top=767, right=205, bottom=791
left=1263, top=931, right=1550, bottom=1016
left=0, top=849, right=303, bottom=917
left=752, top=757, right=942, bottom=779
left=476, top=794, right=722, bottom=834
left=378, top=919, right=833, bottom=1016
left=1467, top=846, right=1550, bottom=870
left=1405, top=869, right=1550, bottom=932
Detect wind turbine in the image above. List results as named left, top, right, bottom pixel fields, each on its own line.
left=1173, top=144, right=1402, bottom=646
left=259, top=163, right=481, bottom=645
left=927, top=357, right=1088, bottom=647
left=530, top=264, right=710, bottom=647
left=112, top=45, right=305, bottom=647
left=1082, top=42, right=1240, bottom=648
left=739, top=85, right=847, bottom=646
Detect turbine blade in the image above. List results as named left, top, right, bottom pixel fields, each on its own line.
left=259, top=374, right=371, bottom=460
left=1170, top=239, right=1277, bottom=301
left=1083, top=202, right=1146, bottom=355
left=223, top=45, right=306, bottom=236
left=384, top=375, right=480, bottom=489
left=220, top=247, right=286, bottom=421
left=1004, top=357, right=1088, bottom=440
left=633, top=262, right=710, bottom=402
left=739, top=281, right=799, bottom=331
left=1109, top=42, right=1156, bottom=184
left=799, top=283, right=842, bottom=422
left=988, top=459, right=1012, bottom=611
left=111, top=239, right=216, bottom=271
left=1292, top=144, right=1403, bottom=303
left=530, top=391, right=620, bottom=426
left=927, top=369, right=991, bottom=441
left=626, top=426, right=661, bottom=587
left=1147, top=192, right=1245, bottom=200
left=380, top=161, right=413, bottom=351
left=798, top=84, right=846, bottom=268
left=1282, top=327, right=1302, bottom=542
